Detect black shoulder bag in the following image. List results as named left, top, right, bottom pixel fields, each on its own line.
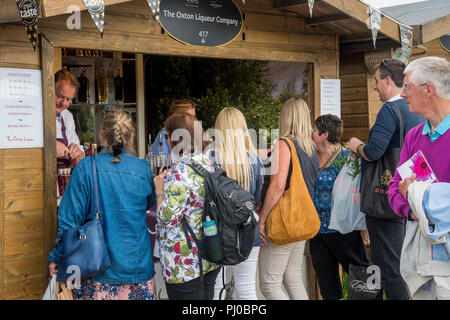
left=360, top=103, right=405, bottom=220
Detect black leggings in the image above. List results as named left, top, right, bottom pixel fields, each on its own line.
left=310, top=230, right=370, bottom=300
left=165, top=267, right=221, bottom=300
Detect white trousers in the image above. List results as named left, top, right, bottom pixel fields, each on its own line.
left=213, top=246, right=260, bottom=300
left=258, top=239, right=309, bottom=300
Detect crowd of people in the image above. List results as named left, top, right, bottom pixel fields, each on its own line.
left=48, top=56, right=449, bottom=300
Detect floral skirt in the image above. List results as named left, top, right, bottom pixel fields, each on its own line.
left=73, top=277, right=155, bottom=300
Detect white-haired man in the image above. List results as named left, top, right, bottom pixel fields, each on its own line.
left=389, top=56, right=450, bottom=300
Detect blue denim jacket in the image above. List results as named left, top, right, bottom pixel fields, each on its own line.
left=48, top=151, right=156, bottom=284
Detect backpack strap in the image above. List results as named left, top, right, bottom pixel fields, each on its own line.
left=181, top=216, right=204, bottom=280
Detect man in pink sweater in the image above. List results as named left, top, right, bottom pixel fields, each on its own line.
left=389, top=56, right=450, bottom=299
left=389, top=56, right=450, bottom=218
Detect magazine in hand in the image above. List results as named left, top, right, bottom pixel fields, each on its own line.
left=397, top=150, right=438, bottom=183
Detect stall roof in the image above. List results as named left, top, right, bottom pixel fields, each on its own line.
left=1, top=0, right=413, bottom=46
left=380, top=0, right=450, bottom=45
left=381, top=0, right=450, bottom=26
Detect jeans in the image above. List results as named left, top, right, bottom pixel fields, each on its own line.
left=366, top=215, right=410, bottom=300
left=165, top=267, right=221, bottom=300
left=310, top=230, right=370, bottom=300
left=258, top=240, right=309, bottom=300
left=214, top=246, right=260, bottom=300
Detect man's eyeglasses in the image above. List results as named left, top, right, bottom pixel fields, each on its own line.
left=56, top=92, right=73, bottom=103
left=402, top=82, right=429, bottom=93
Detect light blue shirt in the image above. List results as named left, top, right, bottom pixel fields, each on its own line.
left=151, top=128, right=171, bottom=154
left=421, top=114, right=450, bottom=142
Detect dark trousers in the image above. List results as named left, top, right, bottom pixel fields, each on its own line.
left=365, top=215, right=410, bottom=300
left=310, top=230, right=370, bottom=300
left=165, top=267, right=221, bottom=300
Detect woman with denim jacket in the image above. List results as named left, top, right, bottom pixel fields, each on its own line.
left=48, top=110, right=157, bottom=300
left=153, top=112, right=220, bottom=300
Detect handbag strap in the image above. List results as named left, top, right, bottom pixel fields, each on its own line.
left=319, top=145, right=342, bottom=174
left=90, top=156, right=100, bottom=219
left=392, top=102, right=405, bottom=148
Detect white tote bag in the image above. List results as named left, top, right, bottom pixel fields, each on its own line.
left=329, top=157, right=366, bottom=234
left=42, top=275, right=57, bottom=300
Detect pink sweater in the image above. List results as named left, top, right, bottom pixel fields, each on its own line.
left=389, top=123, right=450, bottom=217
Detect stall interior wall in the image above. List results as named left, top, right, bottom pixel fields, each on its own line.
left=0, top=24, right=45, bottom=300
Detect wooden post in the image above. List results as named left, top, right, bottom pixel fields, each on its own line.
left=135, top=53, right=145, bottom=158
left=40, top=33, right=56, bottom=287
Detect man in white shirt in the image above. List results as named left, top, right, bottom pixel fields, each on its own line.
left=55, top=69, right=84, bottom=168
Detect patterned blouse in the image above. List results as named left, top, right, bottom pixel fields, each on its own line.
left=313, top=150, right=349, bottom=234
left=157, top=152, right=219, bottom=284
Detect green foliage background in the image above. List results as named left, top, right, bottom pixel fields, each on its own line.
left=145, top=56, right=308, bottom=147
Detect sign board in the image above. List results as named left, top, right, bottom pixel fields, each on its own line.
left=159, top=0, right=243, bottom=47
left=320, top=79, right=341, bottom=118
left=0, top=68, right=43, bottom=148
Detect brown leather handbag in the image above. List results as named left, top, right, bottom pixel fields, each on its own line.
left=266, top=137, right=320, bottom=245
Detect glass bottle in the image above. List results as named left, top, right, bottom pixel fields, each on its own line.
left=96, top=65, right=108, bottom=103
left=77, top=67, right=89, bottom=103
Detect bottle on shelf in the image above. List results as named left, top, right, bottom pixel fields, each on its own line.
left=77, top=67, right=89, bottom=103
left=96, top=65, right=108, bottom=103
left=114, top=68, right=124, bottom=103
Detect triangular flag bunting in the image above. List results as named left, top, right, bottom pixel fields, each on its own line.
left=399, top=24, right=413, bottom=50
left=15, top=0, right=40, bottom=51
left=393, top=47, right=412, bottom=65
left=308, top=0, right=315, bottom=18
left=82, top=0, right=105, bottom=38
left=369, top=6, right=383, bottom=48
left=147, top=0, right=160, bottom=23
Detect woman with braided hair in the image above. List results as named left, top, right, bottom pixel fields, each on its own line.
left=48, top=110, right=158, bottom=300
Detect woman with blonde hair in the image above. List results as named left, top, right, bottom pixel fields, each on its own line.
left=151, top=98, right=196, bottom=154
left=48, top=110, right=157, bottom=300
left=258, top=97, right=319, bottom=300
left=212, top=107, right=263, bottom=300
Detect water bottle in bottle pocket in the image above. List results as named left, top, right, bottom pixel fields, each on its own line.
left=203, top=216, right=224, bottom=263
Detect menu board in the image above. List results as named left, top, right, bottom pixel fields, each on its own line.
left=320, top=78, right=341, bottom=118
left=0, top=68, right=44, bottom=148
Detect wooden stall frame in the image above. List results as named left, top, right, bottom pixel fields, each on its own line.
left=39, top=28, right=322, bottom=292
left=40, top=34, right=56, bottom=287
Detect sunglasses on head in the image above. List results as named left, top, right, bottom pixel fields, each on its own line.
left=380, top=59, right=394, bottom=78
left=103, top=108, right=132, bottom=116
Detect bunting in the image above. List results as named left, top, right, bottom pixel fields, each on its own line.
left=147, top=0, right=160, bottom=23
left=15, top=0, right=40, bottom=51
left=369, top=6, right=383, bottom=48
left=82, top=0, right=105, bottom=38
left=399, top=24, right=413, bottom=50
left=308, top=0, right=314, bottom=18
left=394, top=47, right=412, bottom=65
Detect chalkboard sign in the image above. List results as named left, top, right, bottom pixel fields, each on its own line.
left=159, top=0, right=243, bottom=47
left=439, top=35, right=450, bottom=52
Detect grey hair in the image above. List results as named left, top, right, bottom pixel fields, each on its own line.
left=404, top=56, right=450, bottom=99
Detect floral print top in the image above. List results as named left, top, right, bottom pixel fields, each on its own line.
left=313, top=150, right=349, bottom=234
left=157, top=152, right=219, bottom=284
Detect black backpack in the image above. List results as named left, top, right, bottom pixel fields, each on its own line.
left=182, top=159, right=257, bottom=266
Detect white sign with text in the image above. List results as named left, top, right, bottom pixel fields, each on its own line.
left=0, top=68, right=43, bottom=148
left=320, top=78, right=341, bottom=118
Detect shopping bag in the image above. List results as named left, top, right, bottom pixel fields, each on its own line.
left=55, top=280, right=74, bottom=300
left=42, top=275, right=57, bottom=300
left=347, top=263, right=381, bottom=300
left=329, top=157, right=366, bottom=234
